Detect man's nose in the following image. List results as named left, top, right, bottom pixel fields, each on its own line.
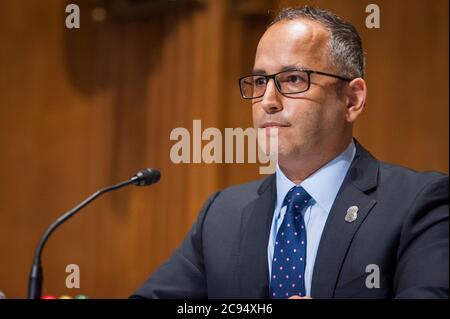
left=259, top=79, right=283, bottom=114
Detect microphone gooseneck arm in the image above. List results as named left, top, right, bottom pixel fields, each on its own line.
left=28, top=169, right=160, bottom=299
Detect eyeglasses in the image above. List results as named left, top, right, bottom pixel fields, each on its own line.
left=239, top=69, right=353, bottom=99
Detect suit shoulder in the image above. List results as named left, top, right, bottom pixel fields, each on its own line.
left=210, top=176, right=273, bottom=210
left=378, top=161, right=448, bottom=192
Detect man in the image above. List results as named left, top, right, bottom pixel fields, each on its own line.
left=132, top=6, right=448, bottom=299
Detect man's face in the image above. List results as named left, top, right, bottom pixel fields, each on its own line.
left=252, top=19, right=350, bottom=162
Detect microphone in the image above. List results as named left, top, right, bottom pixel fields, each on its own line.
left=27, top=168, right=161, bottom=299
left=131, top=168, right=161, bottom=186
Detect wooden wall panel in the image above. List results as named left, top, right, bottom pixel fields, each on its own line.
left=0, top=0, right=447, bottom=298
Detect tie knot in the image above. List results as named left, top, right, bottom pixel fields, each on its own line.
left=282, top=186, right=312, bottom=213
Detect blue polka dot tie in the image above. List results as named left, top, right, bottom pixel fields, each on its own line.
left=270, top=186, right=312, bottom=299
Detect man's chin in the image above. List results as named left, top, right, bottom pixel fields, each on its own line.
left=277, top=144, right=309, bottom=161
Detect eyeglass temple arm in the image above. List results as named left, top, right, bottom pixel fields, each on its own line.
left=309, top=70, right=353, bottom=82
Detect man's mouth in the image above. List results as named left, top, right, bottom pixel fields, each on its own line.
left=261, top=122, right=290, bottom=128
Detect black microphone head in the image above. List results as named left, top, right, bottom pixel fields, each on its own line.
left=133, top=168, right=161, bottom=186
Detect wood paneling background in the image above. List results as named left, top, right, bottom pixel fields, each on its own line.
left=0, top=0, right=447, bottom=298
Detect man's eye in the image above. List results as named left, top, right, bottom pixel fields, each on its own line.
left=254, top=77, right=267, bottom=86
left=286, top=75, right=304, bottom=83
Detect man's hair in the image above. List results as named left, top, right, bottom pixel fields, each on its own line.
left=270, top=6, right=365, bottom=79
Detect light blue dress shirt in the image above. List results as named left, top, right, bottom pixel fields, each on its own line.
left=268, top=140, right=356, bottom=296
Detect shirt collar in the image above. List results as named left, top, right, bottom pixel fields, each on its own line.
left=275, top=140, right=356, bottom=217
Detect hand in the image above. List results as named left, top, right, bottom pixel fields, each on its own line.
left=288, top=295, right=312, bottom=299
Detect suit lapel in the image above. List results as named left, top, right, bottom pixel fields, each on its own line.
left=236, top=174, right=276, bottom=298
left=311, top=140, right=379, bottom=298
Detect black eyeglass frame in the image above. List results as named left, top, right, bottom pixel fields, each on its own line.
left=238, top=69, right=353, bottom=99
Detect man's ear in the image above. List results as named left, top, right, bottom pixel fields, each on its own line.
left=345, top=78, right=367, bottom=123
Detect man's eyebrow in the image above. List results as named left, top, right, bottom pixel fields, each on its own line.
left=251, top=65, right=310, bottom=74
left=281, top=65, right=310, bottom=71
left=251, top=69, right=267, bottom=75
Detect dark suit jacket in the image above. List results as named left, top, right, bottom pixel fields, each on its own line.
left=132, top=141, right=449, bottom=299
